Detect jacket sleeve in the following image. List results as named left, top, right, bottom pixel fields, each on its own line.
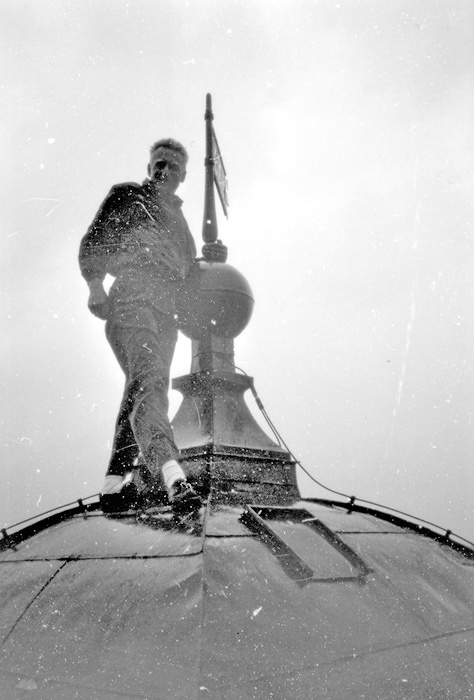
left=78, top=183, right=138, bottom=282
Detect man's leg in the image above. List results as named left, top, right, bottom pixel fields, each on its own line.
left=101, top=317, right=140, bottom=494
left=123, top=312, right=179, bottom=478
left=103, top=304, right=200, bottom=511
left=106, top=381, right=140, bottom=477
left=126, top=319, right=201, bottom=512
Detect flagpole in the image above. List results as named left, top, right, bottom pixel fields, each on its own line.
left=202, top=93, right=218, bottom=245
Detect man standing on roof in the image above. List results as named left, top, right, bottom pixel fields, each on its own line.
left=79, top=138, right=201, bottom=513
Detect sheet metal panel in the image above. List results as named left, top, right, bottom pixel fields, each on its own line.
left=0, top=562, right=65, bottom=644
left=0, top=668, right=140, bottom=700
left=199, top=535, right=465, bottom=692
left=207, top=630, right=474, bottom=700
left=205, top=504, right=248, bottom=536
left=1, top=512, right=203, bottom=561
left=340, top=532, right=474, bottom=635
left=0, top=557, right=203, bottom=699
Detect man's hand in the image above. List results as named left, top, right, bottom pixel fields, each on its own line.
left=87, top=279, right=110, bottom=320
left=202, top=239, right=228, bottom=263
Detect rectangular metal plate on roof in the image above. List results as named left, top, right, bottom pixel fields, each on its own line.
left=240, top=506, right=371, bottom=585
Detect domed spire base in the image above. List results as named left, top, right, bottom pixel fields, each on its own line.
left=171, top=367, right=299, bottom=505
left=173, top=260, right=298, bottom=503
left=172, top=369, right=285, bottom=453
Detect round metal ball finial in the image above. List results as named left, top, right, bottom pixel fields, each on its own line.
left=177, top=261, right=254, bottom=340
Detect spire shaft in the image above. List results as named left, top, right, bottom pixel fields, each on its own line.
left=202, top=93, right=218, bottom=244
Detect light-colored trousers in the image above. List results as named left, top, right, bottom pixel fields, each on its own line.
left=105, top=292, right=179, bottom=479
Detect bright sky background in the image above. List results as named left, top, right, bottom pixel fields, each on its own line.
left=1, top=0, right=473, bottom=541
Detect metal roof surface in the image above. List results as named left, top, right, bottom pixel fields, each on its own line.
left=0, top=499, right=473, bottom=699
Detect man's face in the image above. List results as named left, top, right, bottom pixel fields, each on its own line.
left=147, top=147, right=187, bottom=194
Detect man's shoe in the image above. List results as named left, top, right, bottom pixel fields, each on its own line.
left=168, top=480, right=202, bottom=515
left=100, top=482, right=139, bottom=513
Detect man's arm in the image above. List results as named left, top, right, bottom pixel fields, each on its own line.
left=79, top=183, right=138, bottom=319
left=79, top=194, right=114, bottom=320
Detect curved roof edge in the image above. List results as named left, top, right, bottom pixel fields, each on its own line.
left=1, top=494, right=473, bottom=561
left=305, top=497, right=474, bottom=560
left=0, top=495, right=100, bottom=553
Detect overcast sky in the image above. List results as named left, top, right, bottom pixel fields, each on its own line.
left=1, top=0, right=473, bottom=541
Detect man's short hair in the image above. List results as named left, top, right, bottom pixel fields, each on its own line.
left=150, top=139, right=188, bottom=164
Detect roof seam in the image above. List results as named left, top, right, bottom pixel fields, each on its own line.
left=335, top=530, right=416, bottom=535
left=216, top=624, right=474, bottom=691
left=0, top=560, right=69, bottom=651
left=0, top=552, right=205, bottom=563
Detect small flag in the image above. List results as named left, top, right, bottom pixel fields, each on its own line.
left=211, top=127, right=229, bottom=218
